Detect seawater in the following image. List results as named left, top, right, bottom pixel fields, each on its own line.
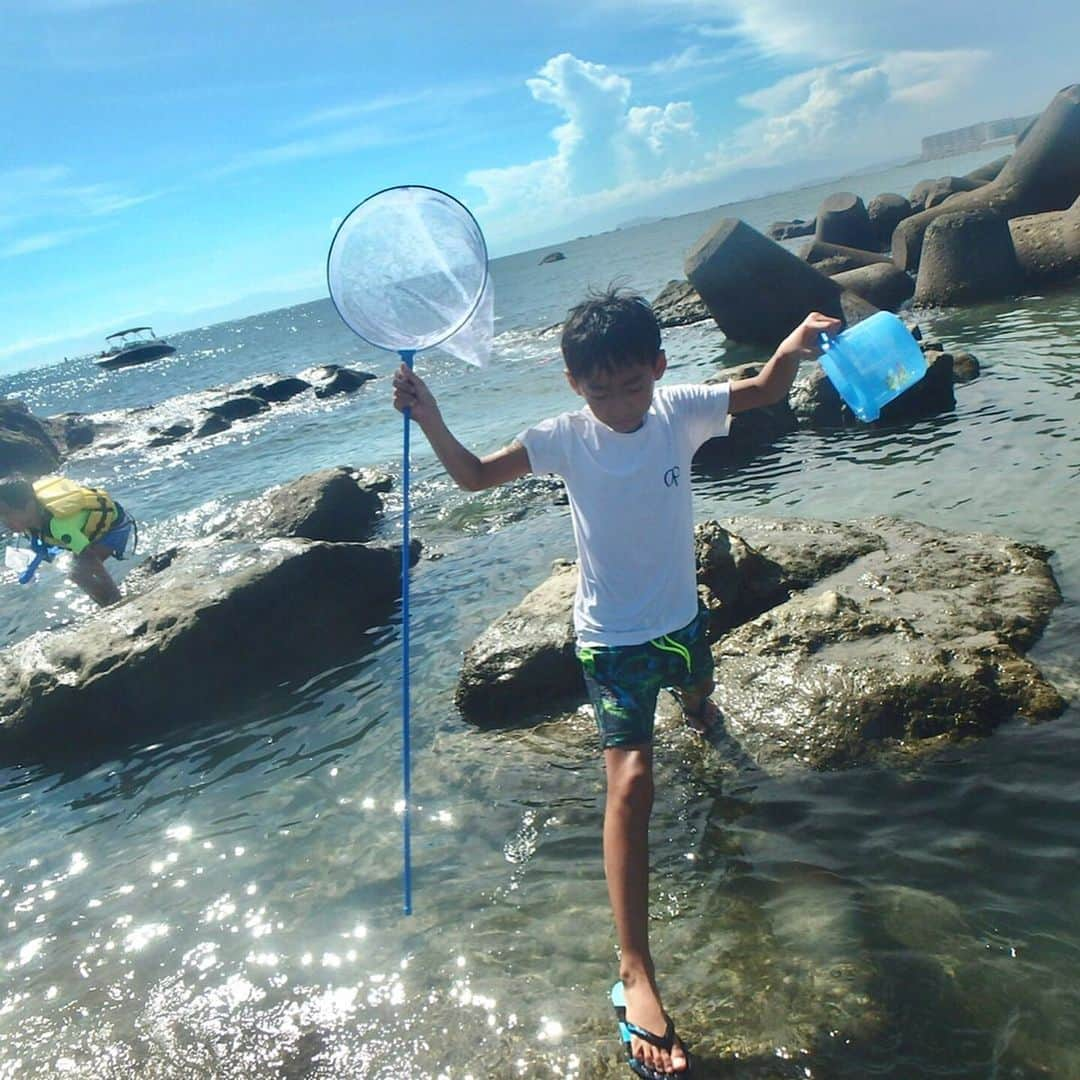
left=1, top=147, right=1078, bottom=1078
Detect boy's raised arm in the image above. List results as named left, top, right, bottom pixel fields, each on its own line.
left=728, top=311, right=841, bottom=414
left=392, top=364, right=532, bottom=492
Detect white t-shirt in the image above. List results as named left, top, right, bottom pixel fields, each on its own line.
left=518, top=382, right=731, bottom=647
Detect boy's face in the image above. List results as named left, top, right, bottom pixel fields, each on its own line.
left=0, top=503, right=40, bottom=533
left=566, top=351, right=666, bottom=433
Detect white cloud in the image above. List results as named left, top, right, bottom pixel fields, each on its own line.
left=0, top=225, right=103, bottom=258
left=213, top=126, right=419, bottom=177
left=468, top=53, right=698, bottom=230
left=880, top=49, right=992, bottom=106
left=735, top=63, right=889, bottom=158
left=0, top=165, right=156, bottom=257
left=291, top=79, right=506, bottom=131
left=467, top=35, right=1000, bottom=248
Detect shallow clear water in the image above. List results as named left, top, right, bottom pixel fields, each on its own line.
left=1, top=147, right=1078, bottom=1078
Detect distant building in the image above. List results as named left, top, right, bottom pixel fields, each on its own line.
left=920, top=115, right=1039, bottom=161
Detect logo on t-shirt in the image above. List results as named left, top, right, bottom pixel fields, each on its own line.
left=663, top=465, right=680, bottom=487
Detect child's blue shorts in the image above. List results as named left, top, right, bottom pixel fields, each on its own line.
left=93, top=507, right=136, bottom=559
left=576, top=606, right=713, bottom=750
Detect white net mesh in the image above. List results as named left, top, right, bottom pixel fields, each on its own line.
left=327, top=186, right=489, bottom=354
left=437, top=273, right=493, bottom=368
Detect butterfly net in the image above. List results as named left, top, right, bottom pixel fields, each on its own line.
left=327, top=186, right=489, bottom=355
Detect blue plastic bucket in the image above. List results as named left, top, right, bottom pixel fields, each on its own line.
left=818, top=311, right=927, bottom=422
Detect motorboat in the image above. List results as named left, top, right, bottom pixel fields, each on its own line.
left=95, top=326, right=176, bottom=368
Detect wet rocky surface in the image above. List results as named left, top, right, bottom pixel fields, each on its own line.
left=456, top=515, right=1064, bottom=769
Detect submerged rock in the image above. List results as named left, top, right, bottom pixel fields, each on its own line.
left=310, top=365, right=377, bottom=398
left=455, top=516, right=1064, bottom=768
left=767, top=217, right=815, bottom=241
left=245, top=375, right=311, bottom=403
left=205, top=394, right=270, bottom=422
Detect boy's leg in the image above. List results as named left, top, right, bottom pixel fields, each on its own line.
left=676, top=678, right=719, bottom=733
left=70, top=548, right=122, bottom=607
left=604, top=745, right=688, bottom=1076
left=659, top=606, right=719, bottom=733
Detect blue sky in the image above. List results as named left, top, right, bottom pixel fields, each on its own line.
left=1, top=0, right=1077, bottom=372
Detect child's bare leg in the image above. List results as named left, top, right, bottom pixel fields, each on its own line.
left=70, top=549, right=121, bottom=607
left=678, top=677, right=718, bottom=732
left=604, top=746, right=688, bottom=1075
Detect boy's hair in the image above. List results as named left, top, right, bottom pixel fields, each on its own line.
left=0, top=477, right=35, bottom=510
left=561, top=286, right=662, bottom=380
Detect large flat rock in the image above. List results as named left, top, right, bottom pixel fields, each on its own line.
left=0, top=538, right=414, bottom=762
left=455, top=516, right=1064, bottom=768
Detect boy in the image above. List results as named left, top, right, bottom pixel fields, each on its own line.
left=393, top=288, right=840, bottom=1078
left=0, top=475, right=135, bottom=607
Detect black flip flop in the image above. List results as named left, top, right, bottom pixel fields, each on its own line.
left=611, top=981, right=693, bottom=1079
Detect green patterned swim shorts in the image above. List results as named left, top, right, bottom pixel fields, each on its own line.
left=576, top=606, right=713, bottom=750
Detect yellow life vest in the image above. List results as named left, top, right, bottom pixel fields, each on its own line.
left=32, top=476, right=118, bottom=543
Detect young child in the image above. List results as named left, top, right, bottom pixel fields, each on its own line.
left=393, top=288, right=840, bottom=1079
left=0, top=475, right=135, bottom=607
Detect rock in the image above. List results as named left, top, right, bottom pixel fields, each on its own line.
left=223, top=466, right=392, bottom=543
left=684, top=218, right=877, bottom=350
left=866, top=193, right=913, bottom=249
left=455, top=561, right=581, bottom=725
left=711, top=517, right=1063, bottom=769
left=312, top=366, right=377, bottom=398
left=1008, top=199, right=1080, bottom=286
left=245, top=376, right=312, bottom=404
left=650, top=280, right=710, bottom=327
left=146, top=422, right=194, bottom=448
left=192, top=412, right=232, bottom=439
left=789, top=364, right=849, bottom=427
left=767, top=218, right=816, bottom=241
left=39, top=412, right=97, bottom=454
left=0, top=537, right=419, bottom=760
left=949, top=350, right=981, bottom=383
left=800, top=239, right=893, bottom=273
left=205, top=395, right=270, bottom=422
left=831, top=263, right=916, bottom=311
left=718, top=515, right=883, bottom=590
left=696, top=362, right=797, bottom=466
left=0, top=538, right=421, bottom=761
left=894, top=84, right=1080, bottom=271
left=0, top=399, right=62, bottom=478
left=453, top=516, right=1063, bottom=767
left=539, top=251, right=566, bottom=264
left=693, top=520, right=790, bottom=634
left=814, top=192, right=876, bottom=250
left=876, top=350, right=955, bottom=421
left=791, top=350, right=955, bottom=427
left=454, top=519, right=878, bottom=725
left=914, top=208, right=1023, bottom=306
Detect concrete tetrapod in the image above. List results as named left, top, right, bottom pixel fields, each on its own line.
left=1008, top=196, right=1080, bottom=286
left=814, top=191, right=877, bottom=250
left=685, top=218, right=877, bottom=349
left=894, top=83, right=1080, bottom=271
left=914, top=208, right=1024, bottom=307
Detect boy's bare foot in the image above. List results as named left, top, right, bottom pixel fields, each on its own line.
left=620, top=974, right=689, bottom=1076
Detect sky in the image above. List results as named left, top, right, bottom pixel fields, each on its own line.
left=1, top=0, right=1077, bottom=373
